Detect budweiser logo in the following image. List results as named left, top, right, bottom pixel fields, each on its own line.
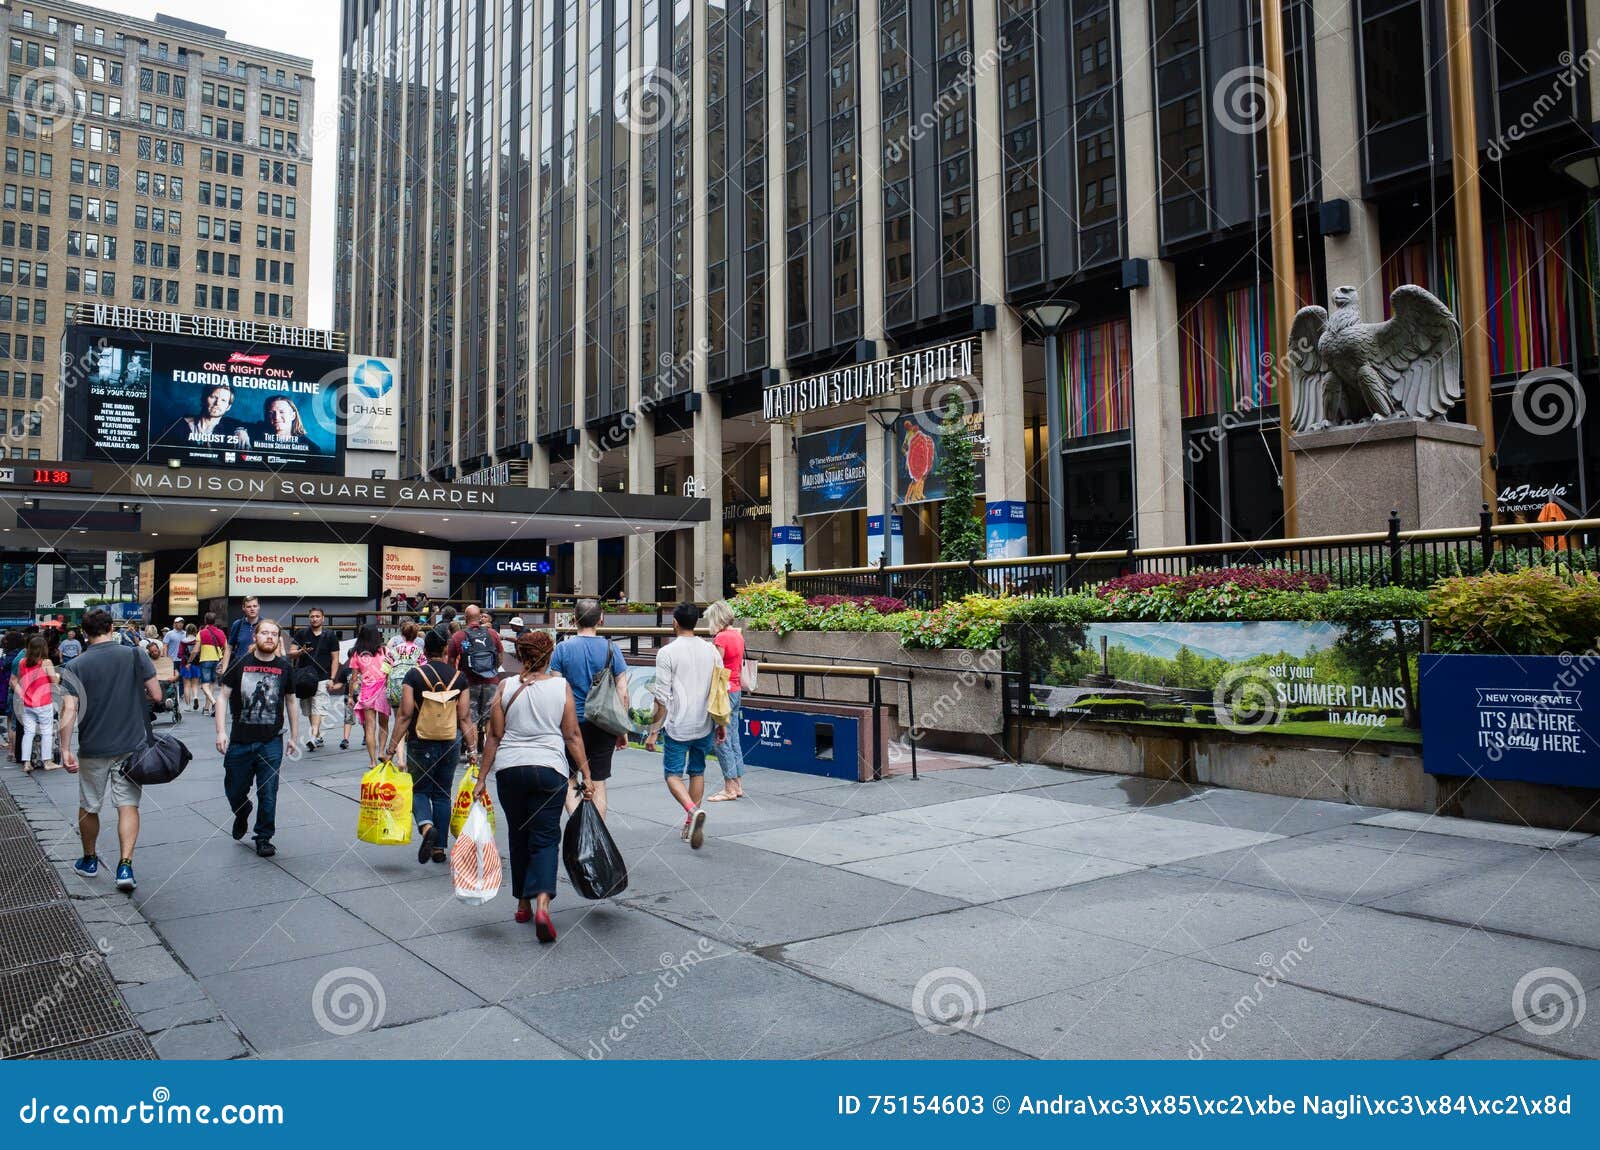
left=228, top=351, right=270, bottom=366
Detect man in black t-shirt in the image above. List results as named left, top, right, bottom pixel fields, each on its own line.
left=382, top=629, right=475, bottom=861
left=213, top=618, right=301, bottom=857
left=289, top=607, right=340, bottom=752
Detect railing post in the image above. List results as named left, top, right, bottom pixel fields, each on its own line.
left=878, top=553, right=890, bottom=599
left=1125, top=530, right=1136, bottom=577
left=1068, top=534, right=1079, bottom=592
left=1478, top=502, right=1494, bottom=574
left=1387, top=509, right=1403, bottom=587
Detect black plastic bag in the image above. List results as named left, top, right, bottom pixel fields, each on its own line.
left=562, top=797, right=628, bottom=900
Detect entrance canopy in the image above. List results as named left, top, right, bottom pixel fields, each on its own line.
left=0, top=460, right=708, bottom=552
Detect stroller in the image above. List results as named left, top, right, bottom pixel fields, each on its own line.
left=156, top=676, right=182, bottom=725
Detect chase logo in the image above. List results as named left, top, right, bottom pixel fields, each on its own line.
left=353, top=358, right=394, bottom=398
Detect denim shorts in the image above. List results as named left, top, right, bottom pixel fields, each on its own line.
left=194, top=660, right=218, bottom=683
left=661, top=731, right=716, bottom=778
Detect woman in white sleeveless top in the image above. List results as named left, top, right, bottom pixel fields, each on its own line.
left=476, top=629, right=593, bottom=942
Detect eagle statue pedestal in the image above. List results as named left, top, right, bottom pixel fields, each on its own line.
left=1288, top=418, right=1485, bottom=537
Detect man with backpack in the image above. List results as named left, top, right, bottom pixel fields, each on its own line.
left=289, top=607, right=340, bottom=752
left=220, top=596, right=261, bottom=673
left=447, top=604, right=503, bottom=751
left=58, top=609, right=164, bottom=891
left=383, top=629, right=475, bottom=864
left=549, top=598, right=630, bottom=819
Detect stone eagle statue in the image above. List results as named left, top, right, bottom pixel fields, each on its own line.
left=1286, top=284, right=1462, bottom=433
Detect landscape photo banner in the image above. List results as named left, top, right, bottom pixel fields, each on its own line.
left=1033, top=620, right=1419, bottom=743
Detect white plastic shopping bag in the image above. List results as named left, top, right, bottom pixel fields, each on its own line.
left=451, top=800, right=502, bottom=906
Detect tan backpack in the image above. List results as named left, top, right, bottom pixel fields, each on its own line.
left=414, top=663, right=462, bottom=741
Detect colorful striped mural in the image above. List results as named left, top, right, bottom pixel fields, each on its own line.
left=1177, top=276, right=1310, bottom=419
left=1062, top=318, right=1133, bottom=438
left=1381, top=208, right=1571, bottom=378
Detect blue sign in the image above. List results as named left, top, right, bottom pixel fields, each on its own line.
left=1420, top=653, right=1599, bottom=788
left=352, top=357, right=394, bottom=397
left=866, top=513, right=903, bottom=565
left=451, top=554, right=550, bottom=577
left=739, top=705, right=860, bottom=780
left=985, top=500, right=1029, bottom=561
left=796, top=423, right=867, bottom=517
left=771, top=525, right=804, bottom=573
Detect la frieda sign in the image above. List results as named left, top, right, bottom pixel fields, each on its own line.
left=762, top=337, right=977, bottom=421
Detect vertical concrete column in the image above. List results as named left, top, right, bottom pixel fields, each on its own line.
left=1119, top=0, right=1185, bottom=547
left=857, top=0, right=895, bottom=526
left=971, top=0, right=1027, bottom=509
left=526, top=1, right=550, bottom=489
left=624, top=0, right=654, bottom=602
left=570, top=6, right=599, bottom=592
left=764, top=0, right=795, bottom=577
left=1313, top=0, right=1382, bottom=318
left=690, top=0, right=723, bottom=601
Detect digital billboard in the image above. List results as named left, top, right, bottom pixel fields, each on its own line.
left=72, top=330, right=346, bottom=474
left=796, top=424, right=867, bottom=518
left=228, top=540, right=368, bottom=598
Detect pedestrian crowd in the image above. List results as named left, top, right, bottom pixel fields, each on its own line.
left=8, top=596, right=748, bottom=932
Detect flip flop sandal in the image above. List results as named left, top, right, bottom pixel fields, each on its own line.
left=706, top=792, right=737, bottom=802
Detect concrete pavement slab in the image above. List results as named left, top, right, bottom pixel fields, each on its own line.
left=1150, top=789, right=1385, bottom=837
left=840, top=838, right=1144, bottom=903
left=777, top=904, right=1167, bottom=1010
left=201, top=941, right=484, bottom=1054
left=1173, top=837, right=1486, bottom=904
left=977, top=955, right=1475, bottom=1060
left=1444, top=1034, right=1574, bottom=1059
left=780, top=776, right=996, bottom=815
left=156, top=894, right=389, bottom=975
left=994, top=869, right=1343, bottom=957
left=271, top=844, right=446, bottom=895
left=932, top=764, right=1101, bottom=791
left=1359, top=810, right=1592, bottom=849
left=1372, top=852, right=1600, bottom=950
left=818, top=1025, right=1029, bottom=1060
left=148, top=1019, right=249, bottom=1060
left=1024, top=774, right=1212, bottom=809
left=1203, top=907, right=1600, bottom=1032
left=130, top=863, right=313, bottom=922
left=1010, top=812, right=1283, bottom=866
left=1310, top=822, right=1548, bottom=866
left=602, top=783, right=855, bottom=835
left=728, top=812, right=978, bottom=865
left=506, top=952, right=913, bottom=1060
left=884, top=792, right=1120, bottom=836
left=268, top=1004, right=576, bottom=1059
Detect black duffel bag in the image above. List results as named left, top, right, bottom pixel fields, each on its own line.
left=118, top=731, right=193, bottom=786
left=561, top=796, right=628, bottom=899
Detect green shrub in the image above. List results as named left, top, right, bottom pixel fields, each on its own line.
left=1427, top=568, right=1600, bottom=655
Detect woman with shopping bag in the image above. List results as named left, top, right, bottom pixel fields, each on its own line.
left=475, top=629, right=593, bottom=943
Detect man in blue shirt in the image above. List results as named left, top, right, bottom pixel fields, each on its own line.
left=548, top=598, right=629, bottom=819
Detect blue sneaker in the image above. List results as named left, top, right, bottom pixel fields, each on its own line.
left=73, top=855, right=100, bottom=878
left=114, top=860, right=136, bottom=892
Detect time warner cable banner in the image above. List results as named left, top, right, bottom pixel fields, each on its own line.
left=0, top=1062, right=1591, bottom=1147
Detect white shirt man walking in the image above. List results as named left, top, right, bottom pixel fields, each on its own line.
left=644, top=602, right=725, bottom=849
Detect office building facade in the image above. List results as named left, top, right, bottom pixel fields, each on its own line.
left=339, top=0, right=1600, bottom=600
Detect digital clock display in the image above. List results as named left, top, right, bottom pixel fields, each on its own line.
left=31, top=469, right=73, bottom=486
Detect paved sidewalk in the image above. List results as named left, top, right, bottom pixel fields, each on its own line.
left=5, top=726, right=1599, bottom=1060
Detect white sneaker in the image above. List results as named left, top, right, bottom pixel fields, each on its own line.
left=689, top=808, right=707, bottom=850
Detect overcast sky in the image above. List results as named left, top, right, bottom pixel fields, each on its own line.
left=106, top=2, right=342, bottom=328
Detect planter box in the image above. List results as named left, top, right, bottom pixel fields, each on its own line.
left=739, top=630, right=1004, bottom=737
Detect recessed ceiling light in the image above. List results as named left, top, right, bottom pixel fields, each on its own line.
left=291, top=511, right=300, bottom=516
left=209, top=507, right=218, bottom=512
left=441, top=517, right=450, bottom=522
left=369, top=514, right=377, bottom=519
left=150, top=532, right=159, bottom=536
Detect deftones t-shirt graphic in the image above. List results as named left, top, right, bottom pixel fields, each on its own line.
left=220, top=655, right=291, bottom=745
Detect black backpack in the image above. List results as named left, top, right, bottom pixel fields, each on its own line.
left=462, top=627, right=499, bottom=676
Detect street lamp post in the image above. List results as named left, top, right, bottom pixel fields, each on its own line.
left=1022, top=299, right=1080, bottom=567
left=867, top=406, right=901, bottom=567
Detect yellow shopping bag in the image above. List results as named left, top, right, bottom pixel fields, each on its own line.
left=357, top=760, right=413, bottom=846
left=450, top=760, right=494, bottom=839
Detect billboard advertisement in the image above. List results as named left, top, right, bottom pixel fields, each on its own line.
left=382, top=545, right=450, bottom=597
left=796, top=424, right=867, bottom=518
left=75, top=332, right=346, bottom=474
left=168, top=573, right=199, bottom=617
left=894, top=409, right=985, bottom=505
left=228, top=540, right=368, bottom=598
left=137, top=557, right=155, bottom=610
left=347, top=355, right=400, bottom=451
left=196, top=542, right=228, bottom=600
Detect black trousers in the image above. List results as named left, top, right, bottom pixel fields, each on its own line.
left=494, top=764, right=567, bottom=899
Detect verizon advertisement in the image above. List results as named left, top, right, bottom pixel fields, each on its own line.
left=229, top=541, right=367, bottom=598
left=382, top=545, right=449, bottom=597
left=196, top=542, right=228, bottom=600
left=78, top=333, right=345, bottom=474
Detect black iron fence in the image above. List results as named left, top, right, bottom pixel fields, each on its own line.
left=788, top=510, right=1600, bottom=607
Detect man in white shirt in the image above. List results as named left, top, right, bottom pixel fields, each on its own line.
left=645, top=602, right=725, bottom=849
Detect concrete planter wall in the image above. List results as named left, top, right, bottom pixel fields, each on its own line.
left=739, top=629, right=1005, bottom=738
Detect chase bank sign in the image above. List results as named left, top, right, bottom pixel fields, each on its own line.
left=347, top=354, right=399, bottom=452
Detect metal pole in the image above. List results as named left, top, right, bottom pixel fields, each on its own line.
left=1041, top=330, right=1067, bottom=574
left=1262, top=0, right=1299, bottom=537
left=1444, top=0, right=1498, bottom=512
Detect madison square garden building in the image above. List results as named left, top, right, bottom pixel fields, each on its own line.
left=337, top=0, right=1600, bottom=600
